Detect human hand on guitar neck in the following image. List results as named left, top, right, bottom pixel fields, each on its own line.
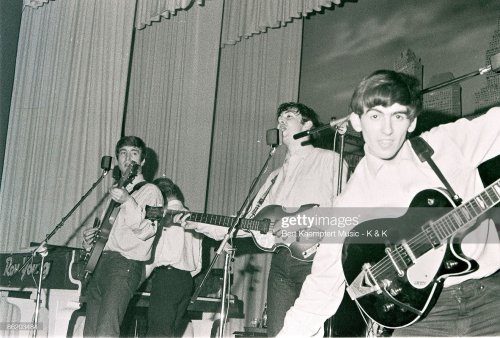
left=109, top=186, right=132, bottom=204
left=82, top=227, right=99, bottom=251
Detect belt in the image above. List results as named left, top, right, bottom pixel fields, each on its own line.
left=155, top=265, right=188, bottom=272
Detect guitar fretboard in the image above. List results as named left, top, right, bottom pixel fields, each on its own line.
left=372, top=179, right=500, bottom=280
left=165, top=210, right=270, bottom=233
left=426, top=179, right=500, bottom=245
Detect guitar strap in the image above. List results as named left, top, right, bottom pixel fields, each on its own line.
left=409, top=136, right=463, bottom=205
left=130, top=180, right=148, bottom=195
left=247, top=173, right=279, bottom=218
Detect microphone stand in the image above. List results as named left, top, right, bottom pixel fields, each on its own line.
left=17, top=167, right=110, bottom=338
left=421, top=63, right=495, bottom=94
left=336, top=124, right=347, bottom=196
left=190, top=146, right=278, bottom=338
left=324, top=125, right=347, bottom=338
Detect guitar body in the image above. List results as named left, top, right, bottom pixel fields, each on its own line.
left=82, top=162, right=140, bottom=278
left=342, top=189, right=479, bottom=329
left=83, top=202, right=119, bottom=276
left=249, top=203, right=320, bottom=261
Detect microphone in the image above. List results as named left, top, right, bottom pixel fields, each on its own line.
left=266, top=128, right=281, bottom=147
left=100, top=156, right=112, bottom=171
left=293, top=118, right=349, bottom=140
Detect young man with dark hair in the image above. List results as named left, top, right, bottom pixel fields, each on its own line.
left=277, top=70, right=500, bottom=337
left=145, top=177, right=202, bottom=337
left=180, top=102, right=347, bottom=336
left=82, top=136, right=163, bottom=337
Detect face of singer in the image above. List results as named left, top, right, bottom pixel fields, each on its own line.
left=117, top=146, right=144, bottom=174
left=277, top=109, right=313, bottom=146
left=350, top=103, right=416, bottom=160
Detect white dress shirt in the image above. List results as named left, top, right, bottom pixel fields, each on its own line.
left=278, top=107, right=500, bottom=337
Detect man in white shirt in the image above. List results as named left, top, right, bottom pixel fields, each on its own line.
left=82, top=136, right=163, bottom=337
left=145, top=177, right=203, bottom=337
left=185, top=102, right=347, bottom=336
left=278, top=70, right=500, bottom=337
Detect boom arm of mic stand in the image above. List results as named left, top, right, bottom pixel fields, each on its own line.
left=18, top=168, right=110, bottom=338
left=19, top=169, right=111, bottom=271
left=421, top=65, right=492, bottom=94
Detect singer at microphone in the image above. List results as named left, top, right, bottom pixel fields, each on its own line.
left=82, top=136, right=164, bottom=338
left=293, top=116, right=349, bottom=139
left=246, top=102, right=348, bottom=337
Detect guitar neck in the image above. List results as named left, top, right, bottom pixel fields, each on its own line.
left=422, top=178, right=500, bottom=247
left=167, top=210, right=268, bottom=232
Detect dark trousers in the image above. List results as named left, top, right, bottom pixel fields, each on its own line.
left=146, top=266, right=194, bottom=337
left=266, top=249, right=312, bottom=337
left=395, top=271, right=500, bottom=336
left=83, top=251, right=144, bottom=337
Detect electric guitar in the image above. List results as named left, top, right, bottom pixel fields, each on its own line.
left=145, top=203, right=321, bottom=261
left=82, top=162, right=140, bottom=278
left=342, top=177, right=500, bottom=329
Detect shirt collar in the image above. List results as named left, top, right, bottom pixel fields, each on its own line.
left=364, top=139, right=414, bottom=177
left=167, top=199, right=183, bottom=209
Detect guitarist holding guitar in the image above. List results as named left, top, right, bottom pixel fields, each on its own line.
left=82, top=136, right=163, bottom=337
left=278, top=70, right=500, bottom=337
left=180, top=102, right=348, bottom=336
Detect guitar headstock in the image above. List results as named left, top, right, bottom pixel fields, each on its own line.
left=117, top=161, right=140, bottom=188
left=146, top=205, right=164, bottom=221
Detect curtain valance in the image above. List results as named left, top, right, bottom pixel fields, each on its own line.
left=24, top=0, right=342, bottom=46
left=221, top=0, right=341, bottom=45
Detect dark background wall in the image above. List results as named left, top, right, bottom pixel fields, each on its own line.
left=299, top=0, right=500, bottom=122
left=0, top=0, right=23, bottom=187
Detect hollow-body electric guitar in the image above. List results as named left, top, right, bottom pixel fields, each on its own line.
left=146, top=203, right=320, bottom=261
left=82, top=162, right=140, bottom=278
left=342, top=178, right=500, bottom=329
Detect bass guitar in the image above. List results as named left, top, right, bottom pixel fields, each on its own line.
left=146, top=203, right=321, bottom=261
left=82, top=162, right=140, bottom=278
left=342, top=177, right=500, bottom=329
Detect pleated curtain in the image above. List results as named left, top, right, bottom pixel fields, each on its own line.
left=2, top=0, right=345, bottom=333
left=206, top=20, right=303, bottom=331
left=0, top=0, right=136, bottom=332
left=125, top=0, right=224, bottom=211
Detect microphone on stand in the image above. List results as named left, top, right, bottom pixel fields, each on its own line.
left=266, top=128, right=281, bottom=147
left=100, top=155, right=112, bottom=173
left=293, top=117, right=349, bottom=140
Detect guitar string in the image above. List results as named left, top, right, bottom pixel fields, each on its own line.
left=368, top=189, right=496, bottom=278
left=368, top=187, right=497, bottom=277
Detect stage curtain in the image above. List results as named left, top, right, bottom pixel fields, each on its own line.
left=0, top=0, right=136, bottom=333
left=221, top=0, right=341, bottom=45
left=23, top=0, right=52, bottom=9
left=135, top=0, right=205, bottom=29
left=0, top=0, right=136, bottom=252
left=124, top=0, right=223, bottom=211
left=134, top=0, right=341, bottom=46
left=206, top=20, right=303, bottom=331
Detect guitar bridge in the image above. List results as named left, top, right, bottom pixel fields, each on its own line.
left=346, top=263, right=382, bottom=300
